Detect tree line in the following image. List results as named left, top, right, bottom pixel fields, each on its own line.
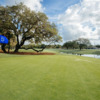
left=63, top=38, right=99, bottom=50
left=21, top=38, right=100, bottom=51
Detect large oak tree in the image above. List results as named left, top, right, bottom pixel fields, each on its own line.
left=0, top=3, right=62, bottom=53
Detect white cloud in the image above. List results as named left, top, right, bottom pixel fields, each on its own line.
left=4, top=0, right=44, bottom=12
left=58, top=0, right=100, bottom=42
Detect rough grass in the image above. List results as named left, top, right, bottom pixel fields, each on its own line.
left=19, top=48, right=100, bottom=55
left=47, top=49, right=100, bottom=55
left=1, top=48, right=100, bottom=55
left=0, top=53, right=100, bottom=100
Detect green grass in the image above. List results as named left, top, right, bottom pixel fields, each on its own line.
left=47, top=49, right=100, bottom=55
left=0, top=52, right=100, bottom=100
left=19, top=48, right=100, bottom=55
left=6, top=48, right=100, bottom=55
left=19, top=48, right=58, bottom=53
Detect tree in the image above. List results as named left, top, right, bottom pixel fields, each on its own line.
left=71, top=40, right=79, bottom=49
left=63, top=40, right=78, bottom=49
left=96, top=45, right=100, bottom=49
left=63, top=41, right=72, bottom=49
left=76, top=38, right=91, bottom=50
left=0, top=3, right=62, bottom=53
left=0, top=5, right=13, bottom=53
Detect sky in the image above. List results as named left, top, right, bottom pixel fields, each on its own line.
left=0, top=0, right=100, bottom=45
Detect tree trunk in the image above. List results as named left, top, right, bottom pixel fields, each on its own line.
left=67, top=47, right=68, bottom=49
left=14, top=35, right=34, bottom=53
left=8, top=34, right=10, bottom=53
left=14, top=47, right=20, bottom=52
left=1, top=44, right=7, bottom=53
left=14, top=38, right=25, bottom=53
left=14, top=35, right=21, bottom=53
left=14, top=44, right=20, bottom=53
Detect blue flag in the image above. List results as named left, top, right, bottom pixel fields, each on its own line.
left=0, top=35, right=9, bottom=44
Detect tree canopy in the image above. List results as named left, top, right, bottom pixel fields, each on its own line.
left=76, top=38, right=91, bottom=50
left=0, top=3, right=62, bottom=53
left=63, top=38, right=91, bottom=50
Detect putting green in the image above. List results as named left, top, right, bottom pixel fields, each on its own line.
left=0, top=53, right=100, bottom=100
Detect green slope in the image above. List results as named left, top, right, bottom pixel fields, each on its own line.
left=0, top=54, right=100, bottom=100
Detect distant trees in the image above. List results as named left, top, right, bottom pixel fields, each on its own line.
left=63, top=38, right=91, bottom=50
left=63, top=40, right=78, bottom=49
left=96, top=45, right=100, bottom=49
left=63, top=41, right=71, bottom=49
left=76, top=38, right=91, bottom=50
left=0, top=3, right=62, bottom=53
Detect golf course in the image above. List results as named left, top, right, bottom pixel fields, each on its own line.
left=0, top=49, right=100, bottom=100
left=0, top=0, right=100, bottom=99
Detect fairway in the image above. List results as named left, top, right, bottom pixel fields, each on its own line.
left=0, top=53, right=100, bottom=100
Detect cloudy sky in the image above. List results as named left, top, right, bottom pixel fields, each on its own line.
left=0, top=0, right=100, bottom=44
